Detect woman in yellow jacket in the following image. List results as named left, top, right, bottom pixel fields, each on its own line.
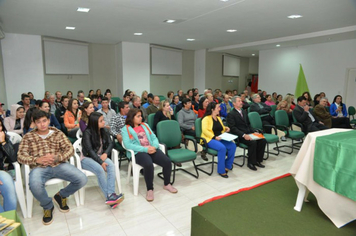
left=202, top=102, right=236, bottom=178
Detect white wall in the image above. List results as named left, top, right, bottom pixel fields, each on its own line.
left=1, top=33, right=45, bottom=105
left=259, top=39, right=356, bottom=99
left=121, top=42, right=150, bottom=97
left=0, top=43, right=7, bottom=108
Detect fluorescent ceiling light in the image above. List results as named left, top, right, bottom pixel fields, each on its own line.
left=77, top=7, right=90, bottom=13
left=226, top=29, right=237, bottom=33
left=134, top=33, right=143, bottom=36
left=66, top=26, right=75, bottom=30
left=164, top=19, right=176, bottom=24
left=287, top=15, right=303, bottom=19
left=276, top=44, right=281, bottom=47
left=187, top=38, right=195, bottom=41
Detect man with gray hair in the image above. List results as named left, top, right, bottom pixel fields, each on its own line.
left=48, top=94, right=57, bottom=115
left=227, top=96, right=267, bottom=171
left=130, top=95, right=147, bottom=122
left=314, top=97, right=350, bottom=128
left=250, top=94, right=275, bottom=133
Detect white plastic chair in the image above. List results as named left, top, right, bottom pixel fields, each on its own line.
left=76, top=129, right=83, bottom=139
left=24, top=156, right=80, bottom=218
left=73, top=139, right=122, bottom=205
left=6, top=132, right=27, bottom=218
left=121, top=141, right=163, bottom=196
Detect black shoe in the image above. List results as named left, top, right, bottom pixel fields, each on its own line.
left=219, top=173, right=229, bottom=178
left=255, top=162, right=265, bottom=168
left=43, top=206, right=54, bottom=225
left=247, top=163, right=257, bottom=171
left=201, top=151, right=208, bottom=161
left=53, top=193, right=69, bottom=213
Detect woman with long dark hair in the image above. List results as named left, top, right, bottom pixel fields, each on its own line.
left=122, top=108, right=177, bottom=202
left=64, top=99, right=81, bottom=138
left=198, top=97, right=209, bottom=118
left=38, top=101, right=61, bottom=130
left=81, top=112, right=124, bottom=208
left=202, top=102, right=236, bottom=178
left=79, top=102, right=94, bottom=132
left=23, top=107, right=37, bottom=135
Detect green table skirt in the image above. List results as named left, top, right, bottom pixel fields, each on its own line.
left=314, top=130, right=356, bottom=201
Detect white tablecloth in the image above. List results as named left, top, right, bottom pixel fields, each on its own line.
left=290, top=128, right=356, bottom=228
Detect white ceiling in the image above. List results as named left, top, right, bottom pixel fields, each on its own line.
left=0, top=0, right=355, bottom=57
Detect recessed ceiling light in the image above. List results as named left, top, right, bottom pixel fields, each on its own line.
left=287, top=15, right=303, bottom=19
left=164, top=19, right=176, bottom=24
left=77, top=7, right=90, bottom=13
left=134, top=33, right=143, bottom=36
left=220, top=0, right=229, bottom=2
left=187, top=38, right=195, bottom=41
left=66, top=26, right=75, bottom=30
left=252, top=54, right=255, bottom=56
left=226, top=29, right=237, bottom=33
left=276, top=44, right=281, bottom=47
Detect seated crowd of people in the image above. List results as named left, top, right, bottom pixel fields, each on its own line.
left=0, top=87, right=353, bottom=226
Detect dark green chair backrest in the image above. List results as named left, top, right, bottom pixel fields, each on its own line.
left=147, top=113, right=155, bottom=129
left=292, top=110, right=298, bottom=123
left=270, top=105, right=277, bottom=117
left=247, top=107, right=251, bottom=113
left=275, top=110, right=290, bottom=127
left=325, top=106, right=330, bottom=113
left=195, top=118, right=202, bottom=138
left=111, top=97, right=122, bottom=103
left=248, top=112, right=263, bottom=130
left=156, top=120, right=181, bottom=148
left=174, top=106, right=178, bottom=119
left=158, top=95, right=166, bottom=101
left=348, top=106, right=355, bottom=116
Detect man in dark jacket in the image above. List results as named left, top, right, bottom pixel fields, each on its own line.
left=227, top=96, right=267, bottom=171
left=293, top=96, right=328, bottom=133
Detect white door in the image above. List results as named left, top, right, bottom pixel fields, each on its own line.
left=345, top=69, right=356, bottom=109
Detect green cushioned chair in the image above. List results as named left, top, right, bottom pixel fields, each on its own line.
left=270, top=105, right=277, bottom=118
left=158, top=95, right=166, bottom=101
left=147, top=113, right=155, bottom=130
left=348, top=106, right=356, bottom=125
left=248, top=112, right=279, bottom=160
left=156, top=120, right=198, bottom=184
left=111, top=97, right=122, bottom=103
left=193, top=118, right=220, bottom=175
left=275, top=110, right=304, bottom=154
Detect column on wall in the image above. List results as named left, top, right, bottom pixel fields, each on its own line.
left=116, top=42, right=150, bottom=98
left=194, top=49, right=206, bottom=92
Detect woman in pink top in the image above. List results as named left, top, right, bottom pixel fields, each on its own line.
left=264, top=94, right=276, bottom=106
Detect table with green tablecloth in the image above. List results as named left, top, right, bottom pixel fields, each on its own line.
left=0, top=210, right=27, bottom=236
left=290, top=128, right=356, bottom=228
left=314, top=130, right=356, bottom=201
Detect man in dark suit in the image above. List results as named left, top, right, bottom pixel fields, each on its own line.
left=250, top=94, right=274, bottom=133
left=293, top=96, right=328, bottom=133
left=227, top=96, right=267, bottom=171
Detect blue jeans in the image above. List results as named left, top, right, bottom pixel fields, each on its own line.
left=207, top=139, right=236, bottom=174
left=81, top=158, right=116, bottom=198
left=0, top=171, right=17, bottom=212
left=29, top=162, right=87, bottom=210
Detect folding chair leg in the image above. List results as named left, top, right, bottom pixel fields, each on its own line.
left=196, top=155, right=217, bottom=176
left=158, top=161, right=199, bottom=184
left=234, top=148, right=246, bottom=167
left=264, top=142, right=280, bottom=160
